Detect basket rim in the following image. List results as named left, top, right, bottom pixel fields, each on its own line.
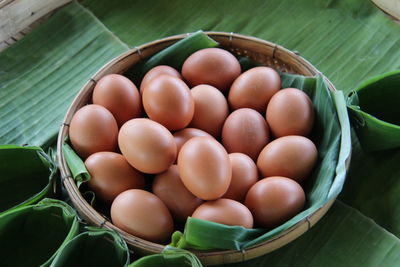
left=56, top=31, right=342, bottom=265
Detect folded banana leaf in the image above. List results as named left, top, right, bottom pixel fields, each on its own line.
left=130, top=246, right=202, bottom=267
left=0, top=145, right=57, bottom=214
left=50, top=227, right=130, bottom=267
left=172, top=73, right=351, bottom=250
left=347, top=70, right=400, bottom=151
left=62, top=143, right=90, bottom=187
left=0, top=198, right=79, bottom=267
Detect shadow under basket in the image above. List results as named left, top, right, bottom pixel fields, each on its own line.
left=57, top=32, right=340, bottom=266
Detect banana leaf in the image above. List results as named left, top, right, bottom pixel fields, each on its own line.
left=62, top=143, right=90, bottom=187
left=50, top=227, right=130, bottom=267
left=0, top=198, right=79, bottom=267
left=0, top=145, right=56, bottom=214
left=339, top=137, right=400, bottom=238
left=0, top=2, right=129, bottom=148
left=81, top=0, right=400, bottom=93
left=223, top=200, right=400, bottom=267
left=347, top=70, right=400, bottom=151
left=130, top=246, right=202, bottom=267
left=1, top=0, right=400, bottom=266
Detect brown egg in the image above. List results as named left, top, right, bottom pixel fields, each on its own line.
left=69, top=104, right=118, bottom=159
left=182, top=48, right=241, bottom=92
left=111, top=189, right=173, bottom=243
left=245, top=177, right=305, bottom=228
left=266, top=88, right=314, bottom=137
left=173, top=128, right=213, bottom=153
left=192, top=198, right=253, bottom=228
left=85, top=152, right=145, bottom=203
left=152, top=165, right=203, bottom=222
left=92, top=74, right=142, bottom=127
left=178, top=136, right=231, bottom=200
left=222, top=153, right=258, bottom=202
left=189, top=85, right=229, bottom=138
left=222, top=108, right=270, bottom=161
left=228, top=67, right=281, bottom=113
left=257, top=135, right=318, bottom=183
left=118, top=118, right=177, bottom=174
left=142, top=75, right=194, bottom=130
left=140, top=65, right=181, bottom=94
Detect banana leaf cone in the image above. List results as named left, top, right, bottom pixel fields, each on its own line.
left=0, top=145, right=57, bottom=214
left=50, top=227, right=130, bottom=267
left=0, top=198, right=79, bottom=267
left=347, top=70, right=400, bottom=151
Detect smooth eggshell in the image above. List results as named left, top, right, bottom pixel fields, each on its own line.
left=140, top=65, right=181, bottom=94
left=173, top=128, right=213, bottom=153
left=143, top=75, right=194, bottom=130
left=92, top=74, right=142, bottom=127
left=178, top=136, right=231, bottom=200
left=266, top=88, right=315, bottom=137
left=111, top=189, right=174, bottom=243
left=182, top=48, right=241, bottom=92
left=222, top=108, right=270, bottom=161
left=152, top=165, right=203, bottom=222
left=189, top=84, right=229, bottom=138
left=245, top=177, right=305, bottom=228
left=257, top=135, right=318, bottom=182
left=228, top=67, right=281, bottom=113
left=85, top=152, right=145, bottom=203
left=222, top=153, right=259, bottom=202
left=118, top=118, right=177, bottom=174
left=192, top=198, right=253, bottom=228
left=69, top=104, right=118, bottom=159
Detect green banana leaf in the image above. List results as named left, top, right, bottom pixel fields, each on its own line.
left=130, top=246, right=202, bottom=267
left=81, top=0, right=400, bottom=93
left=347, top=70, right=400, bottom=151
left=224, top=200, right=400, bottom=267
left=62, top=143, right=91, bottom=187
left=339, top=137, right=400, bottom=238
left=0, top=198, right=79, bottom=267
left=0, top=145, right=57, bottom=214
left=1, top=0, right=400, bottom=266
left=0, top=2, right=129, bottom=148
left=50, top=227, right=130, bottom=267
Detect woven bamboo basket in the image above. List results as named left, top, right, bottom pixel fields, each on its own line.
left=57, top=32, right=342, bottom=266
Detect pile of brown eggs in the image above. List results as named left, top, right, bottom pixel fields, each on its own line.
left=68, top=48, right=317, bottom=244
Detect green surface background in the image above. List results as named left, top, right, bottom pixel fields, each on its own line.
left=1, top=0, right=400, bottom=266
